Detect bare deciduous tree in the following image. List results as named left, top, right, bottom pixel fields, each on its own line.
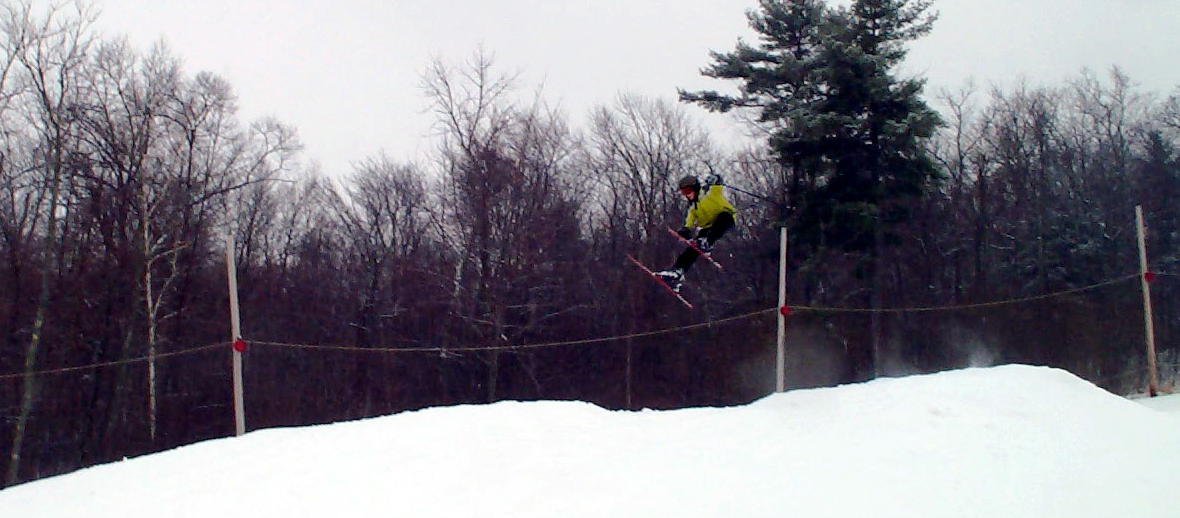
left=424, top=50, right=588, bottom=401
left=587, top=94, right=714, bottom=244
left=5, top=0, right=96, bottom=485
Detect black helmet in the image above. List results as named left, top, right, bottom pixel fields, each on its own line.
left=677, top=175, right=700, bottom=192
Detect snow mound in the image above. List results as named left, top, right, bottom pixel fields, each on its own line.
left=1, top=364, right=1177, bottom=517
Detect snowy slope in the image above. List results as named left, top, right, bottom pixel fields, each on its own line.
left=1, top=365, right=1178, bottom=517
left=1138, top=391, right=1180, bottom=414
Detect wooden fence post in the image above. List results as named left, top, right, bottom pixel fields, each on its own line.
left=777, top=226, right=788, bottom=393
left=1135, top=205, right=1160, bottom=397
left=226, top=234, right=246, bottom=434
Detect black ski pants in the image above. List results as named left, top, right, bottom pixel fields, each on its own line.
left=672, top=212, right=735, bottom=271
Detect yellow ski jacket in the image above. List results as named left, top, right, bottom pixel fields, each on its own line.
left=684, top=185, right=737, bottom=229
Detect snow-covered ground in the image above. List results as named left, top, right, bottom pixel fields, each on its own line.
left=2, top=364, right=1178, bottom=517
left=1138, top=390, right=1180, bottom=413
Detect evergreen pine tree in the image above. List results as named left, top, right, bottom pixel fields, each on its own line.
left=681, top=0, right=943, bottom=381
left=1137, top=131, right=1180, bottom=264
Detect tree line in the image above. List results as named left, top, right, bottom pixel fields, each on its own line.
left=3, top=0, right=1178, bottom=487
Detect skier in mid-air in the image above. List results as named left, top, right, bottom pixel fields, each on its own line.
left=655, top=174, right=737, bottom=292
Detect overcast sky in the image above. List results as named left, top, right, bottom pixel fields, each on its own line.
left=93, top=0, right=1180, bottom=175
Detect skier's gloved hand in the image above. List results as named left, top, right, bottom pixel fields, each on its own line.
left=703, top=174, right=723, bottom=187
left=677, top=227, right=695, bottom=240
left=694, top=236, right=714, bottom=253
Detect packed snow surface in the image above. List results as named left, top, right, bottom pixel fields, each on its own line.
left=2, top=364, right=1178, bottom=517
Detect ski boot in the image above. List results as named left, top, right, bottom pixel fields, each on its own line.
left=654, top=268, right=685, bottom=293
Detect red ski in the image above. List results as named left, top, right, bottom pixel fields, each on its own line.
left=666, top=227, right=723, bottom=270
left=626, top=254, right=693, bottom=309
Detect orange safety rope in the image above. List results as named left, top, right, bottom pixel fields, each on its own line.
left=0, top=273, right=1146, bottom=372
left=0, top=342, right=225, bottom=380
left=790, top=274, right=1139, bottom=314
left=250, top=307, right=778, bottom=354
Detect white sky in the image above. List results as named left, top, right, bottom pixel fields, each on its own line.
left=92, top=0, right=1180, bottom=175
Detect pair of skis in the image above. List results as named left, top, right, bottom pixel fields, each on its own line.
left=626, top=228, right=724, bottom=309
